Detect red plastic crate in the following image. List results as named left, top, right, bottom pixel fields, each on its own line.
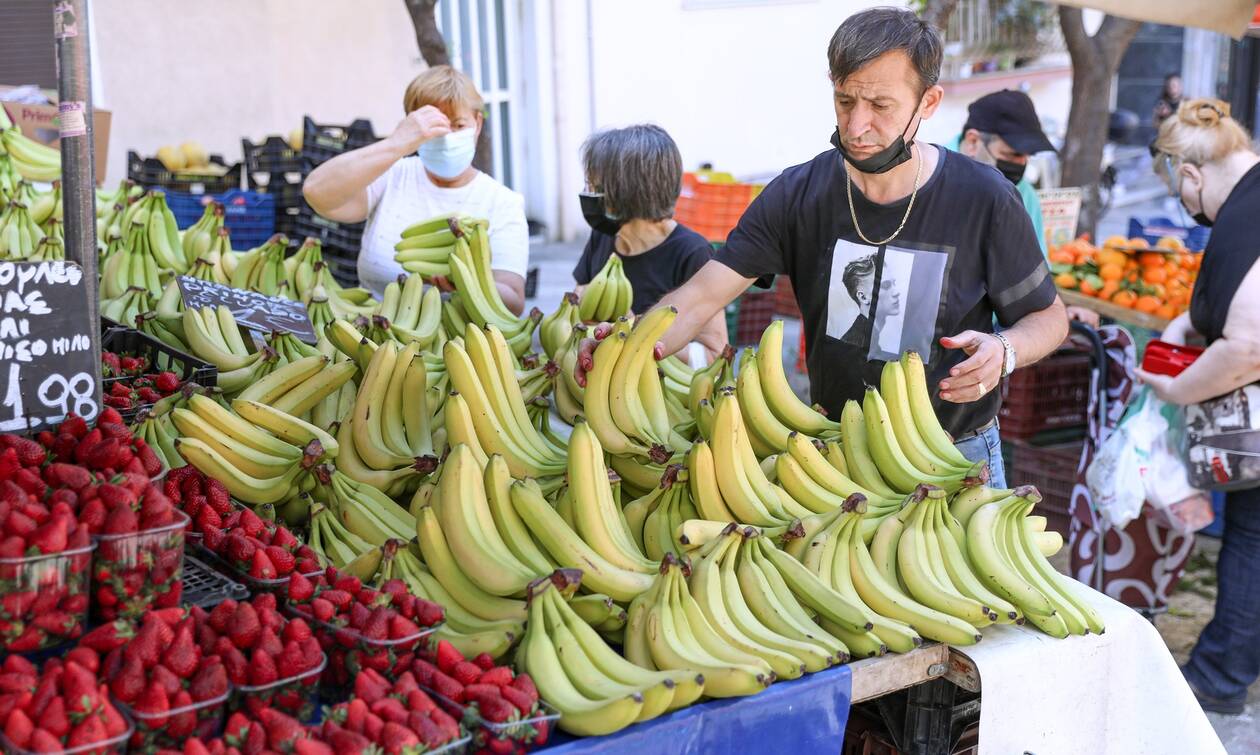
left=727, top=291, right=776, bottom=346
left=1002, top=439, right=1083, bottom=537
left=998, top=350, right=1092, bottom=440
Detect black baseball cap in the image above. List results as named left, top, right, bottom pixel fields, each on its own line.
left=963, top=90, right=1055, bottom=155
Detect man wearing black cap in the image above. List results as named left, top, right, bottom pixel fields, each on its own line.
left=950, top=89, right=1056, bottom=255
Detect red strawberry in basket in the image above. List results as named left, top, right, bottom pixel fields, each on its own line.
left=229, top=601, right=261, bottom=649
left=8, top=437, right=45, bottom=468
left=166, top=689, right=197, bottom=739
left=478, top=666, right=514, bottom=688
left=134, top=680, right=171, bottom=727
left=154, top=372, right=181, bottom=394
left=43, top=462, right=91, bottom=491
left=162, top=622, right=201, bottom=678
left=250, top=548, right=277, bottom=579
left=500, top=684, right=535, bottom=714
left=287, top=572, right=316, bottom=603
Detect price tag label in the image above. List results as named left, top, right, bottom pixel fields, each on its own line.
left=0, top=261, right=98, bottom=432
left=177, top=277, right=318, bottom=344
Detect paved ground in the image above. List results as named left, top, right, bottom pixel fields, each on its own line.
left=524, top=186, right=1255, bottom=751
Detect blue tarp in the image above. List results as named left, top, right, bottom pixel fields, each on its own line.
left=541, top=663, right=853, bottom=754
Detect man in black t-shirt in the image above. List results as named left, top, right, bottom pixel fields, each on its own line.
left=577, top=8, right=1068, bottom=485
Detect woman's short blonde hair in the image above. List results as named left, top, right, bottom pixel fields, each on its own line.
left=1153, top=98, right=1253, bottom=165
left=403, top=65, right=485, bottom=118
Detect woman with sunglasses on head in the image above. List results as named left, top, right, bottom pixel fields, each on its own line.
left=1137, top=98, right=1260, bottom=716
left=303, top=66, right=528, bottom=312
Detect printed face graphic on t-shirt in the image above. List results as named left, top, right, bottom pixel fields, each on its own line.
left=826, top=239, right=947, bottom=362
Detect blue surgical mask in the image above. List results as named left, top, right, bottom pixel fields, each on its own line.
left=418, top=127, right=477, bottom=179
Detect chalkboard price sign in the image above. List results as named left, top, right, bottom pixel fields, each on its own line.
left=0, top=261, right=99, bottom=433
left=177, top=277, right=318, bottom=343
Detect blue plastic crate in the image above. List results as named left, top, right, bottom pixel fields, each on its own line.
left=165, top=189, right=276, bottom=250
left=1127, top=216, right=1211, bottom=252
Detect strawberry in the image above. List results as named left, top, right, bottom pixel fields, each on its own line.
left=429, top=670, right=463, bottom=703
left=67, top=713, right=108, bottom=749
left=511, top=673, right=539, bottom=705
left=164, top=689, right=196, bottom=739
left=207, top=599, right=236, bottom=632
left=434, top=640, right=463, bottom=674
left=353, top=669, right=391, bottom=704
left=134, top=680, right=171, bottom=727
left=219, top=645, right=249, bottom=686
left=342, top=698, right=369, bottom=734
left=0, top=449, right=20, bottom=483
left=310, top=598, right=334, bottom=623
left=381, top=720, right=420, bottom=753
left=98, top=406, right=125, bottom=424
left=189, top=658, right=228, bottom=702
left=125, top=616, right=171, bottom=668
left=101, top=699, right=128, bottom=737
left=452, top=661, right=482, bottom=687
left=162, top=623, right=201, bottom=678
left=472, top=652, right=496, bottom=672
left=81, top=437, right=120, bottom=470
left=462, top=683, right=502, bottom=707
left=405, top=689, right=436, bottom=715
left=282, top=617, right=313, bottom=645
left=97, top=421, right=131, bottom=441
left=237, top=508, right=265, bottom=538
left=411, top=659, right=438, bottom=687
left=249, top=548, right=276, bottom=579
left=287, top=571, right=315, bottom=603
left=479, top=696, right=515, bottom=723
left=275, top=641, right=313, bottom=679
left=8, top=437, right=45, bottom=468
left=228, top=601, right=261, bottom=649
left=429, top=706, right=460, bottom=739
left=500, top=684, right=535, bottom=714
left=205, top=478, right=231, bottom=514
left=225, top=532, right=255, bottom=564
left=259, top=708, right=306, bottom=751
left=31, top=610, right=77, bottom=637
left=388, top=614, right=420, bottom=639
left=25, top=516, right=69, bottom=555
left=26, top=729, right=61, bottom=753
left=363, top=607, right=391, bottom=640
left=361, top=711, right=384, bottom=742
left=393, top=671, right=419, bottom=695
left=256, top=627, right=283, bottom=657
left=323, top=723, right=371, bottom=753
left=109, top=655, right=146, bottom=703
left=102, top=501, right=138, bottom=534
left=137, top=442, right=163, bottom=477
left=477, top=666, right=514, bottom=688
left=271, top=525, right=298, bottom=550
left=293, top=739, right=334, bottom=755
left=149, top=663, right=183, bottom=697
left=264, top=545, right=295, bottom=575
left=411, top=713, right=447, bottom=749
left=58, top=414, right=89, bottom=439
left=12, top=468, right=45, bottom=498
left=42, top=462, right=91, bottom=490
left=253, top=591, right=278, bottom=614
left=320, top=588, right=352, bottom=610
left=248, top=648, right=278, bottom=686
left=77, top=497, right=107, bottom=531
left=154, top=372, right=180, bottom=393
left=3, top=708, right=33, bottom=748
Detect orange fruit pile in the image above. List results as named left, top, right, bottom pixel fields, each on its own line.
left=1050, top=235, right=1198, bottom=320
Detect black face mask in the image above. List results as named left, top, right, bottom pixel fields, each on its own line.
left=1177, top=176, right=1214, bottom=227
left=579, top=192, right=623, bottom=236
left=831, top=108, right=920, bottom=175
left=980, top=139, right=1026, bottom=184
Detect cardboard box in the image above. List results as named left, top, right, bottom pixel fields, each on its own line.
left=0, top=86, right=111, bottom=183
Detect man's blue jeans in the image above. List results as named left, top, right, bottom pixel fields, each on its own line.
left=1183, top=486, right=1260, bottom=704
left=952, top=423, right=1007, bottom=489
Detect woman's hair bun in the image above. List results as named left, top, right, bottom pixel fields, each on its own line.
left=1179, top=98, right=1231, bottom=127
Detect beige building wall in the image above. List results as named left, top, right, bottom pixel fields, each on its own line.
left=91, top=0, right=426, bottom=187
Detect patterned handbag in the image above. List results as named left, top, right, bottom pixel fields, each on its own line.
left=1183, top=384, right=1260, bottom=492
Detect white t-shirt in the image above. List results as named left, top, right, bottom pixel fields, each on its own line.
left=360, top=157, right=529, bottom=297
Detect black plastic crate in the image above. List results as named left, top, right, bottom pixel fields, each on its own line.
left=127, top=150, right=243, bottom=195
left=294, top=204, right=365, bottom=257
left=299, top=115, right=378, bottom=171
left=101, top=328, right=217, bottom=422
left=243, top=135, right=303, bottom=186
left=321, top=249, right=360, bottom=288
left=182, top=554, right=249, bottom=609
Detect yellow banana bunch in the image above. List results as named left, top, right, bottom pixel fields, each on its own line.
left=516, top=572, right=705, bottom=736
left=373, top=273, right=443, bottom=348
left=578, top=254, right=632, bottom=322
left=443, top=323, right=566, bottom=479
left=0, top=127, right=60, bottom=182
left=445, top=224, right=540, bottom=356
left=30, top=181, right=61, bottom=226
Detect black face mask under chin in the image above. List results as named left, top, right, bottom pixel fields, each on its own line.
left=983, top=143, right=1026, bottom=184
left=1177, top=176, right=1214, bottom=227
left=579, top=192, right=624, bottom=236
left=831, top=111, right=919, bottom=175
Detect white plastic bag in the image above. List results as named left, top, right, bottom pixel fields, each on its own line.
left=1087, top=387, right=1201, bottom=530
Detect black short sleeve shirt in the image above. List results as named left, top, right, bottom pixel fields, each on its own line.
left=714, top=144, right=1056, bottom=437
left=573, top=223, right=714, bottom=314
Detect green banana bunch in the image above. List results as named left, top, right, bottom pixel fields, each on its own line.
left=578, top=254, right=633, bottom=322
left=393, top=212, right=461, bottom=277
left=135, top=310, right=189, bottom=352
left=132, top=407, right=185, bottom=471
left=286, top=237, right=325, bottom=302
left=142, top=191, right=189, bottom=273
left=267, top=331, right=322, bottom=366
left=0, top=126, right=60, bottom=182
left=27, top=231, right=64, bottom=262
left=100, top=286, right=156, bottom=328
left=181, top=200, right=223, bottom=268
left=0, top=154, right=22, bottom=205
left=30, top=181, right=62, bottom=227
left=540, top=291, right=581, bottom=359
left=306, top=286, right=337, bottom=336
left=100, top=220, right=167, bottom=299
left=0, top=199, right=45, bottom=260
left=230, top=234, right=291, bottom=298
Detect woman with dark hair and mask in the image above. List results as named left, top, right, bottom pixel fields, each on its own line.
left=1138, top=98, right=1260, bottom=716
left=303, top=65, right=528, bottom=311
left=573, top=124, right=728, bottom=360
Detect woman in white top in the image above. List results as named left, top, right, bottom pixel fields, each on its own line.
left=303, top=66, right=529, bottom=313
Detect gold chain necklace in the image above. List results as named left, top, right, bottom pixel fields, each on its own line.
left=845, top=146, right=923, bottom=246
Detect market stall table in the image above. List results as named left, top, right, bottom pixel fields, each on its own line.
left=538, top=645, right=950, bottom=754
